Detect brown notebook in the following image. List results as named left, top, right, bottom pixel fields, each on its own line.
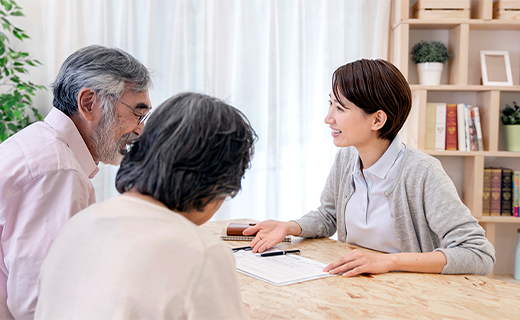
left=220, top=223, right=291, bottom=242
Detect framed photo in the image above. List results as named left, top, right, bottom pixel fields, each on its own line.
left=480, top=51, right=513, bottom=86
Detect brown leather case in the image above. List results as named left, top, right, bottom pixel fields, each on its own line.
left=226, top=223, right=257, bottom=236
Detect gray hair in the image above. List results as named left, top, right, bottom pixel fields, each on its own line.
left=116, top=92, right=257, bottom=213
left=51, top=45, right=152, bottom=116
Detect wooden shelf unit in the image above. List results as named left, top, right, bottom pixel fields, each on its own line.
left=391, top=0, right=520, bottom=277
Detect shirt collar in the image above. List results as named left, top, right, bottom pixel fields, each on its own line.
left=364, top=136, right=404, bottom=179
left=44, top=108, right=99, bottom=179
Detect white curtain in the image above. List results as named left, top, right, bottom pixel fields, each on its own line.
left=15, top=0, right=390, bottom=222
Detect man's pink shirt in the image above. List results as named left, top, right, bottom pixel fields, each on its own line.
left=0, top=108, right=98, bottom=320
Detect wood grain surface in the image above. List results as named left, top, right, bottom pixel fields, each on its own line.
left=202, top=219, right=520, bottom=319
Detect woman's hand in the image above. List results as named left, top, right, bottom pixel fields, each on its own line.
left=323, top=249, right=395, bottom=277
left=323, top=250, right=447, bottom=277
left=243, top=220, right=301, bottom=253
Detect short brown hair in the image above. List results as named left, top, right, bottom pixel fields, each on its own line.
left=332, top=59, right=411, bottom=141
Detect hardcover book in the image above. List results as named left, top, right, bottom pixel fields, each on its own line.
left=425, top=103, right=437, bottom=150
left=482, top=168, right=492, bottom=216
left=501, top=168, right=513, bottom=216
left=456, top=103, right=466, bottom=151
left=435, top=103, right=446, bottom=151
left=221, top=223, right=291, bottom=242
left=490, top=168, right=502, bottom=216
left=445, top=104, right=458, bottom=150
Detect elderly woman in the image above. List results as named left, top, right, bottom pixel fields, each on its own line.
left=245, top=59, right=495, bottom=277
left=35, top=92, right=256, bottom=319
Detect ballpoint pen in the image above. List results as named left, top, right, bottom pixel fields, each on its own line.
left=260, top=249, right=300, bottom=257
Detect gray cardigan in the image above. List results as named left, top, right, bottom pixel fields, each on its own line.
left=295, top=146, right=495, bottom=275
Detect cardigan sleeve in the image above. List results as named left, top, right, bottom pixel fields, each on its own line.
left=421, top=161, right=495, bottom=275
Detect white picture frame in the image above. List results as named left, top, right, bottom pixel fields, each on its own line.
left=480, top=50, right=513, bottom=86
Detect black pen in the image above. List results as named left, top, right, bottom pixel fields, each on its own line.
left=231, top=246, right=253, bottom=252
left=260, top=249, right=300, bottom=257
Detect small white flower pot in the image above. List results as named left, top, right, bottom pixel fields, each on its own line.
left=417, top=62, right=443, bottom=85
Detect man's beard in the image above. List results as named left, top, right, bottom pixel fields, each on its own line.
left=91, top=110, right=138, bottom=165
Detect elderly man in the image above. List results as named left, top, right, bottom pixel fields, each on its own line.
left=0, top=45, right=152, bottom=319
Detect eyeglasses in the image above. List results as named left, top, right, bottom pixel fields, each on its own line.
left=119, top=100, right=151, bottom=125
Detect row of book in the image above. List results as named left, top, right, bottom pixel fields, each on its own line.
left=482, top=168, right=520, bottom=217
left=425, top=103, right=483, bottom=151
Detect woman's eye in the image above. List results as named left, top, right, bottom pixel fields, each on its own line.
left=336, top=106, right=343, bottom=111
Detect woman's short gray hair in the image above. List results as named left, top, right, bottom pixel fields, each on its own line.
left=115, top=92, right=257, bottom=213
left=51, top=45, right=152, bottom=116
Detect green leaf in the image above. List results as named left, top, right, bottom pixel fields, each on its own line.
left=14, top=67, right=25, bottom=73
left=13, top=61, right=22, bottom=66
left=25, top=59, right=34, bottom=66
left=10, top=11, right=22, bottom=16
left=12, top=108, right=21, bottom=119
left=7, top=123, right=17, bottom=132
left=12, top=29, right=22, bottom=40
left=0, top=122, right=5, bottom=137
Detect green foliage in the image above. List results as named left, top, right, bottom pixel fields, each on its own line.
left=0, top=0, right=45, bottom=142
left=501, top=101, right=520, bottom=125
left=410, top=41, right=451, bottom=64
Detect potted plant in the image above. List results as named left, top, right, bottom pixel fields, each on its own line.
left=410, top=41, right=451, bottom=86
left=0, top=0, right=45, bottom=142
left=501, top=101, right=520, bottom=152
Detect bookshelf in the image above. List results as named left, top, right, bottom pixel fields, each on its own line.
left=391, top=0, right=520, bottom=280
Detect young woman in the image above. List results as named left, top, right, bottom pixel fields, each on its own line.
left=35, top=93, right=257, bottom=319
left=244, top=59, right=495, bottom=277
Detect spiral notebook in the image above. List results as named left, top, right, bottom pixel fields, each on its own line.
left=220, top=223, right=291, bottom=242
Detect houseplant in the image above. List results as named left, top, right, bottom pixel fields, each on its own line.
left=0, top=0, right=45, bottom=142
left=410, top=41, right=451, bottom=85
left=501, top=101, right=520, bottom=152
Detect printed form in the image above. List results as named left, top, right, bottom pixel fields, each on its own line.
left=233, top=250, right=336, bottom=286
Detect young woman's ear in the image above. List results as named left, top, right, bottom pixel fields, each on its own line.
left=372, top=110, right=388, bottom=131
left=77, top=88, right=97, bottom=121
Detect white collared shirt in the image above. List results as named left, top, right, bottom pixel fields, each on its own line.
left=345, top=137, right=405, bottom=253
left=0, top=108, right=98, bottom=320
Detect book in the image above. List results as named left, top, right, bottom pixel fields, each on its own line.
left=472, top=107, right=484, bottom=151
left=445, top=104, right=458, bottom=150
left=482, top=168, right=492, bottom=216
left=457, top=103, right=466, bottom=152
left=490, top=168, right=502, bottom=216
left=464, top=105, right=472, bottom=151
left=466, top=105, right=478, bottom=151
left=513, top=171, right=519, bottom=217
left=425, top=102, right=437, bottom=150
left=435, top=103, right=446, bottom=151
left=221, top=223, right=291, bottom=242
left=501, top=168, right=513, bottom=216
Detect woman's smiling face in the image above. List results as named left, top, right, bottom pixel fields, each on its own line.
left=324, top=90, right=375, bottom=149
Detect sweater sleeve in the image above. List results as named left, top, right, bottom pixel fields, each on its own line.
left=294, top=150, right=344, bottom=238
left=422, top=161, right=495, bottom=275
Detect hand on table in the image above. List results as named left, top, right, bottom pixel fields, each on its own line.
left=243, top=220, right=294, bottom=253
left=323, top=249, right=395, bottom=277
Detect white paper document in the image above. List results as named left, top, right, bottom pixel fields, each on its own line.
left=233, top=250, right=336, bottom=286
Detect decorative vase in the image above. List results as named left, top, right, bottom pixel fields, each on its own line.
left=504, top=125, right=520, bottom=152
left=417, top=62, right=443, bottom=85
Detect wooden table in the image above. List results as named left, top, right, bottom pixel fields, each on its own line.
left=202, top=219, right=520, bottom=319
